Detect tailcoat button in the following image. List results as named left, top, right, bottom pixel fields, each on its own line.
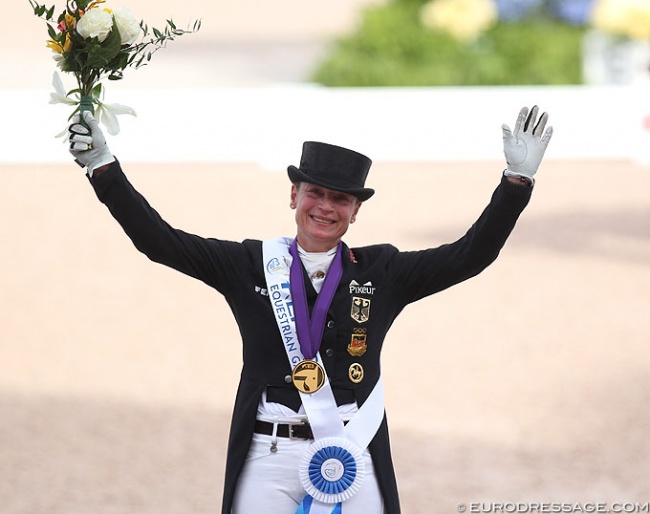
left=327, top=320, right=335, bottom=329
left=284, top=375, right=292, bottom=384
left=325, top=348, right=335, bottom=357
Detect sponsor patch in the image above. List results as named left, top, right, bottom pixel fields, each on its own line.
left=349, top=280, right=376, bottom=295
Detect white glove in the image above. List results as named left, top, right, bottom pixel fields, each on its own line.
left=502, top=105, right=553, bottom=182
left=69, top=111, right=115, bottom=176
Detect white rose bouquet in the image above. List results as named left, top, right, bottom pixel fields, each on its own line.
left=29, top=0, right=200, bottom=134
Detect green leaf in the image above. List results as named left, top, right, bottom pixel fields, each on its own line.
left=85, top=25, right=122, bottom=69
left=115, top=52, right=129, bottom=70
left=91, top=82, right=103, bottom=101
left=60, top=56, right=79, bottom=73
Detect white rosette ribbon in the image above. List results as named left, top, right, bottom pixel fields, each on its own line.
left=50, top=72, right=136, bottom=137
left=298, top=437, right=365, bottom=505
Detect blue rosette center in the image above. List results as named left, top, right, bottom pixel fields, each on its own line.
left=299, top=437, right=366, bottom=504
left=309, top=446, right=357, bottom=495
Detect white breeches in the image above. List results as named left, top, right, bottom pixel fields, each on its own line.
left=232, top=433, right=385, bottom=514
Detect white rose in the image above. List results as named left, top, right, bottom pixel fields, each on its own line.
left=77, top=8, right=114, bottom=42
left=112, top=7, right=141, bottom=45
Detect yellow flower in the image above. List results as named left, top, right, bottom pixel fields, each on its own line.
left=46, top=33, right=72, bottom=53
left=591, top=0, right=650, bottom=40
left=421, top=0, right=497, bottom=42
left=63, top=34, right=73, bottom=52
left=46, top=39, right=63, bottom=53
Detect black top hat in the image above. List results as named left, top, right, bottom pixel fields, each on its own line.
left=287, top=141, right=375, bottom=201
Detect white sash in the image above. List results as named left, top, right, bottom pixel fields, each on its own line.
left=263, top=237, right=385, bottom=512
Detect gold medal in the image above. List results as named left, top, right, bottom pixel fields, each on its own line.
left=348, top=363, right=364, bottom=384
left=292, top=360, right=325, bottom=394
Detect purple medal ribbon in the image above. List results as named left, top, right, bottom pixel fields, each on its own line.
left=289, top=239, right=343, bottom=360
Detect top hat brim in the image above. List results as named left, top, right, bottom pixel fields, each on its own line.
left=288, top=165, right=375, bottom=201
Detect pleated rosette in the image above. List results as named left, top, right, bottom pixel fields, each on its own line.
left=298, top=437, right=365, bottom=504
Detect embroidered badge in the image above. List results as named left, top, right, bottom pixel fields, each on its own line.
left=350, top=297, right=371, bottom=324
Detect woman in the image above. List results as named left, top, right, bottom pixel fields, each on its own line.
left=68, top=105, right=552, bottom=514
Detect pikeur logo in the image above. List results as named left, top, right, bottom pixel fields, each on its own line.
left=349, top=280, right=376, bottom=295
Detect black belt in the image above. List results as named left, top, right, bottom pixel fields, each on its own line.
left=254, top=420, right=314, bottom=440
left=254, top=419, right=351, bottom=440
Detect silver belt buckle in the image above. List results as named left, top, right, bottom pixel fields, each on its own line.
left=288, top=421, right=307, bottom=440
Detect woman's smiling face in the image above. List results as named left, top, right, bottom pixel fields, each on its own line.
left=291, top=182, right=362, bottom=252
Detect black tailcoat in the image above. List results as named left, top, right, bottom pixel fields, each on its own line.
left=89, top=161, right=532, bottom=514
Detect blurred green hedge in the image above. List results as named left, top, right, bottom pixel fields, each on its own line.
left=311, top=2, right=585, bottom=86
